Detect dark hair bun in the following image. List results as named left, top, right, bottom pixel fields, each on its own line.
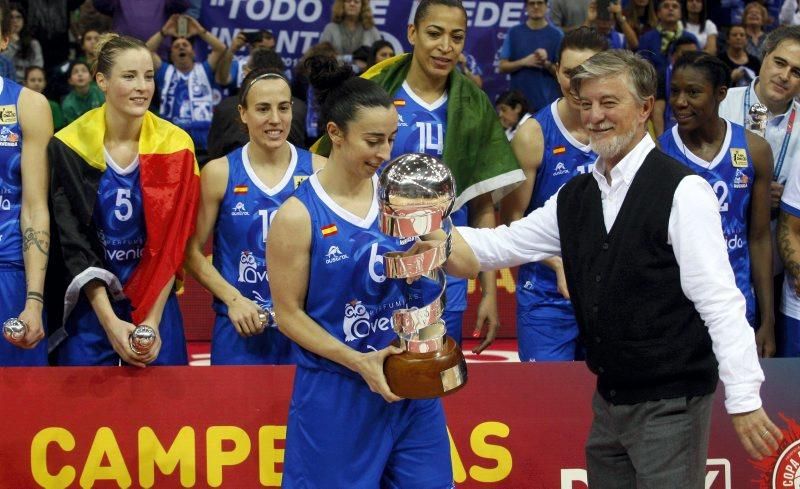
left=306, top=55, right=354, bottom=109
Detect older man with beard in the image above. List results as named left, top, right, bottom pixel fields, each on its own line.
left=440, top=49, right=782, bottom=488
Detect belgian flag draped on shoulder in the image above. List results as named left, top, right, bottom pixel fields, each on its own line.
left=311, top=53, right=524, bottom=211
left=47, top=105, right=199, bottom=336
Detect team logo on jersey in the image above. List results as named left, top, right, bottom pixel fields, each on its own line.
left=342, top=299, right=390, bottom=342
left=552, top=162, right=569, bottom=176
left=523, top=280, right=533, bottom=290
left=321, top=224, right=338, bottom=237
left=553, top=145, right=566, bottom=155
left=0, top=126, right=19, bottom=147
left=231, top=201, right=250, bottom=216
left=294, top=175, right=308, bottom=188
left=730, top=148, right=748, bottom=168
left=0, top=105, right=17, bottom=124
left=733, top=169, right=750, bottom=189
left=325, top=245, right=349, bottom=264
left=238, top=250, right=267, bottom=283
left=398, top=114, right=408, bottom=127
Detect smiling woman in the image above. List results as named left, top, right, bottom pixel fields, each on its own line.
left=47, top=33, right=200, bottom=368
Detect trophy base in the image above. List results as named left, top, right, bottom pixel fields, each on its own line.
left=383, top=336, right=468, bottom=399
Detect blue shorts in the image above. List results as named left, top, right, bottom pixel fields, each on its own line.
left=776, top=313, right=800, bottom=357
left=283, top=367, right=453, bottom=489
left=0, top=268, right=48, bottom=366
left=442, top=309, right=465, bottom=346
left=210, top=313, right=294, bottom=365
left=56, top=293, right=187, bottom=366
left=516, top=303, right=580, bottom=361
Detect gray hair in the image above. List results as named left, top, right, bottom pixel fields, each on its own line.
left=761, top=25, right=800, bottom=58
left=569, top=49, right=657, bottom=106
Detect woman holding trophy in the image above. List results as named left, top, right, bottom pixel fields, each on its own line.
left=48, top=33, right=199, bottom=366
left=184, top=67, right=324, bottom=365
left=268, top=54, right=475, bottom=488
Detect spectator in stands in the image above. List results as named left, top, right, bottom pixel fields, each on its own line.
left=745, top=2, right=772, bottom=59
left=24, top=66, right=65, bottom=130
left=77, top=28, right=101, bottom=68
left=495, top=89, right=531, bottom=140
left=291, top=42, right=337, bottom=146
left=319, top=0, right=381, bottom=56
left=638, top=0, right=699, bottom=75
left=779, top=0, right=800, bottom=25
left=351, top=45, right=370, bottom=73
left=456, top=51, right=483, bottom=88
left=48, top=33, right=198, bottom=367
left=93, top=0, right=188, bottom=59
left=0, top=44, right=13, bottom=79
left=623, top=0, right=658, bottom=43
left=448, top=47, right=783, bottom=483
left=367, top=39, right=394, bottom=67
left=146, top=14, right=227, bottom=162
left=499, top=0, right=563, bottom=113
left=207, top=48, right=307, bottom=160
left=652, top=35, right=700, bottom=136
left=549, top=0, right=591, bottom=32
left=719, top=26, right=800, bottom=358
left=719, top=24, right=762, bottom=86
left=315, top=0, right=524, bottom=351
left=585, top=0, right=638, bottom=49
left=3, top=3, right=43, bottom=82
left=221, top=30, right=276, bottom=90
left=24, top=0, right=80, bottom=70
left=186, top=67, right=324, bottom=366
left=0, top=0, right=53, bottom=367
left=499, top=27, right=608, bottom=362
left=660, top=51, right=775, bottom=357
left=684, top=0, right=718, bottom=54
left=61, top=60, right=104, bottom=124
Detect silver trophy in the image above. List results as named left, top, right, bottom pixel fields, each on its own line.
left=3, top=317, right=26, bottom=343
left=129, top=324, right=157, bottom=355
left=378, top=153, right=467, bottom=399
left=748, top=103, right=769, bottom=137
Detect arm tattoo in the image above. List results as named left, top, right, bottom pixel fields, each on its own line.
left=778, top=215, right=800, bottom=280
left=22, top=228, right=49, bottom=257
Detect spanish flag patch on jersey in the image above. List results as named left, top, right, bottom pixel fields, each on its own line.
left=233, top=185, right=248, bottom=194
left=321, top=224, right=338, bottom=237
left=553, top=146, right=566, bottom=155
left=393, top=99, right=406, bottom=106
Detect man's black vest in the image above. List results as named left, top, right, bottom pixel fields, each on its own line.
left=556, top=148, right=719, bottom=404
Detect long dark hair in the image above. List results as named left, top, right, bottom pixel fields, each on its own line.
left=305, top=54, right=393, bottom=133
left=682, top=0, right=708, bottom=33
left=8, top=3, right=32, bottom=60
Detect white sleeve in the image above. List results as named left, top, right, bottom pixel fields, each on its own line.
left=781, top=161, right=800, bottom=216
left=669, top=176, right=764, bottom=414
left=457, top=191, right=562, bottom=271
left=706, top=20, right=719, bottom=36
left=780, top=0, right=799, bottom=25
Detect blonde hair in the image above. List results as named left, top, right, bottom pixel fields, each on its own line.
left=93, top=32, right=148, bottom=77
left=743, top=2, right=770, bottom=27
left=331, top=0, right=375, bottom=29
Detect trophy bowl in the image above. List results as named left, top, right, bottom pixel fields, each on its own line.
left=379, top=153, right=467, bottom=399
left=3, top=317, right=26, bottom=343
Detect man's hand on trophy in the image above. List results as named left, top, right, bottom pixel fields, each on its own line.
left=16, top=306, right=45, bottom=349
left=353, top=346, right=404, bottom=402
left=227, top=295, right=266, bottom=337
left=472, top=294, right=499, bottom=354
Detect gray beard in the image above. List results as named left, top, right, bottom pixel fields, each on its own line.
left=589, top=129, right=637, bottom=163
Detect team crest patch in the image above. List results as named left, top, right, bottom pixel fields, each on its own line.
left=730, top=148, right=748, bottom=168
left=294, top=175, right=309, bottom=188
left=0, top=105, right=17, bottom=124
left=733, top=169, right=750, bottom=189
left=0, top=126, right=19, bottom=146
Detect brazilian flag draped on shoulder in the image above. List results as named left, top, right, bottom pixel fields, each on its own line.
left=311, top=54, right=524, bottom=211
left=47, top=105, right=200, bottom=339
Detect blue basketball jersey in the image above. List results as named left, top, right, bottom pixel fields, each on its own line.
left=391, top=82, right=467, bottom=311
left=212, top=142, right=314, bottom=315
left=518, top=101, right=596, bottom=309
left=0, top=77, right=24, bottom=268
left=93, top=150, right=146, bottom=285
left=292, top=174, right=418, bottom=375
left=659, top=121, right=756, bottom=324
